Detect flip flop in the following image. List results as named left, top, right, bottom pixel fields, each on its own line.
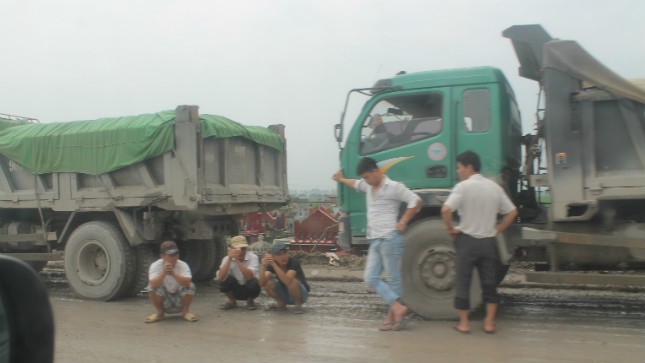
left=453, top=325, right=471, bottom=334
left=392, top=319, right=410, bottom=331
left=378, top=322, right=394, bottom=331
left=483, top=327, right=496, bottom=334
left=292, top=306, right=304, bottom=314
left=144, top=313, right=163, bottom=324
left=183, top=312, right=199, bottom=322
left=264, top=303, right=287, bottom=311
left=246, top=301, right=258, bottom=310
left=219, top=302, right=238, bottom=310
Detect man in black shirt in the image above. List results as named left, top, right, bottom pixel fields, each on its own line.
left=259, top=242, right=310, bottom=314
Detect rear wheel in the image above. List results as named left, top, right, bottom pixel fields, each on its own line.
left=190, top=239, right=219, bottom=282
left=64, top=221, right=136, bottom=301
left=126, top=244, right=157, bottom=297
left=401, top=219, right=482, bottom=319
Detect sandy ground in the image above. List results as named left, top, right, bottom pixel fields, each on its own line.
left=47, top=275, right=645, bottom=363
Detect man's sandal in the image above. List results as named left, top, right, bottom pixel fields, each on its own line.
left=144, top=314, right=163, bottom=324
left=183, top=312, right=199, bottom=322
left=264, top=303, right=287, bottom=311
left=219, top=302, right=238, bottom=310
left=246, top=301, right=258, bottom=310
left=378, top=322, right=394, bottom=331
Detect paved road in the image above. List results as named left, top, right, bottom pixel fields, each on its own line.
left=47, top=279, right=645, bottom=363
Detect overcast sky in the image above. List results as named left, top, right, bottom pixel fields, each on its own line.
left=2, top=0, right=644, bottom=190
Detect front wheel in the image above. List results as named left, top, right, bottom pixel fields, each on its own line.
left=64, top=221, right=136, bottom=301
left=401, top=219, right=482, bottom=319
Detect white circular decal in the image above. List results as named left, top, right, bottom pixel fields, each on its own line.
left=428, top=142, right=447, bottom=161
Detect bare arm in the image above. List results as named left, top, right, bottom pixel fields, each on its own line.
left=495, top=208, right=518, bottom=235
left=271, top=262, right=296, bottom=286
left=236, top=257, right=255, bottom=281
left=149, top=270, right=166, bottom=289
left=441, top=204, right=460, bottom=238
left=332, top=170, right=358, bottom=189
left=259, top=254, right=272, bottom=287
left=216, top=249, right=236, bottom=281
left=396, top=199, right=421, bottom=233
left=172, top=273, right=192, bottom=287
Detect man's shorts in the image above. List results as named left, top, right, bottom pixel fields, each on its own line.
left=146, top=283, right=196, bottom=314
left=270, top=277, right=308, bottom=305
left=219, top=276, right=261, bottom=300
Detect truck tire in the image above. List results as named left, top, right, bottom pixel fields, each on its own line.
left=401, top=219, right=482, bottom=319
left=178, top=240, right=203, bottom=280
left=190, top=239, right=220, bottom=282
left=125, top=244, right=157, bottom=297
left=64, top=221, right=136, bottom=301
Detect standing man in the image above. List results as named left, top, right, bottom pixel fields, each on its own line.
left=441, top=150, right=518, bottom=334
left=332, top=157, right=421, bottom=331
left=144, top=240, right=198, bottom=323
left=259, top=242, right=309, bottom=314
left=216, top=235, right=261, bottom=310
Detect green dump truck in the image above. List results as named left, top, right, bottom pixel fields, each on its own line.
left=0, top=105, right=288, bottom=300
left=334, top=25, right=645, bottom=318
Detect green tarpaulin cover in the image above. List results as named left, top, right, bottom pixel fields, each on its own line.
left=0, top=110, right=283, bottom=175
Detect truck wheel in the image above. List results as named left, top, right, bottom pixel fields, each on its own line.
left=190, top=239, right=220, bottom=282
left=178, top=240, right=203, bottom=280
left=401, top=219, right=482, bottom=319
left=126, top=244, right=157, bottom=297
left=64, top=221, right=136, bottom=301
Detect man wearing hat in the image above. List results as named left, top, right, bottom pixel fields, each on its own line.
left=259, top=242, right=310, bottom=314
left=144, top=240, right=198, bottom=323
left=216, top=235, right=260, bottom=310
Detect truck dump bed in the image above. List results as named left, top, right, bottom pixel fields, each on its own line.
left=0, top=105, right=288, bottom=215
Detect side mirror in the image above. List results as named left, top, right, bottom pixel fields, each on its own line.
left=0, top=255, right=55, bottom=363
left=334, top=123, right=343, bottom=143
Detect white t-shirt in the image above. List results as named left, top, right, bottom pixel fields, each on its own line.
left=443, top=174, right=516, bottom=238
left=148, top=259, right=192, bottom=293
left=354, top=176, right=421, bottom=239
left=216, top=251, right=259, bottom=285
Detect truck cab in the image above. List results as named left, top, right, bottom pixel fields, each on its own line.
left=335, top=67, right=522, bottom=318
left=337, top=67, right=522, bottom=248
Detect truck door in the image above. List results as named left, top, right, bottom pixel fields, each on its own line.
left=342, top=89, right=454, bottom=237
left=453, top=86, right=504, bottom=176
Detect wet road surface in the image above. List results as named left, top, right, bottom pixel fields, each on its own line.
left=46, top=278, right=645, bottom=363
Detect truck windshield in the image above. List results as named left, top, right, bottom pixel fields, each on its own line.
left=360, top=92, right=443, bottom=154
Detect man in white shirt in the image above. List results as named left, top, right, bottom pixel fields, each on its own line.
left=216, top=235, right=260, bottom=310
left=144, top=240, right=198, bottom=323
left=442, top=150, right=518, bottom=334
left=333, top=157, right=421, bottom=331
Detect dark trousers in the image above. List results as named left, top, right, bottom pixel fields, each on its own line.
left=219, top=275, right=261, bottom=301
left=454, top=233, right=500, bottom=310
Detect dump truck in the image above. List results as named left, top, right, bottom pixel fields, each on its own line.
left=0, top=105, right=288, bottom=300
left=334, top=24, right=645, bottom=318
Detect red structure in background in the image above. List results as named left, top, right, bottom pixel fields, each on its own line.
left=239, top=212, right=284, bottom=243
left=290, top=207, right=340, bottom=252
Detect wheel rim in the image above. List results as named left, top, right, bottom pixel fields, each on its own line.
left=76, top=241, right=110, bottom=286
left=415, top=244, right=456, bottom=298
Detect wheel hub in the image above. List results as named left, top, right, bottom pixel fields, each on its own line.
left=76, top=241, right=110, bottom=286
left=418, top=246, right=456, bottom=291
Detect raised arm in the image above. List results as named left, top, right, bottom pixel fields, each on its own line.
left=332, top=170, right=358, bottom=189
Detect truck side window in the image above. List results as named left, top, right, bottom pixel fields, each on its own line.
left=360, top=93, right=443, bottom=154
left=463, top=89, right=491, bottom=132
